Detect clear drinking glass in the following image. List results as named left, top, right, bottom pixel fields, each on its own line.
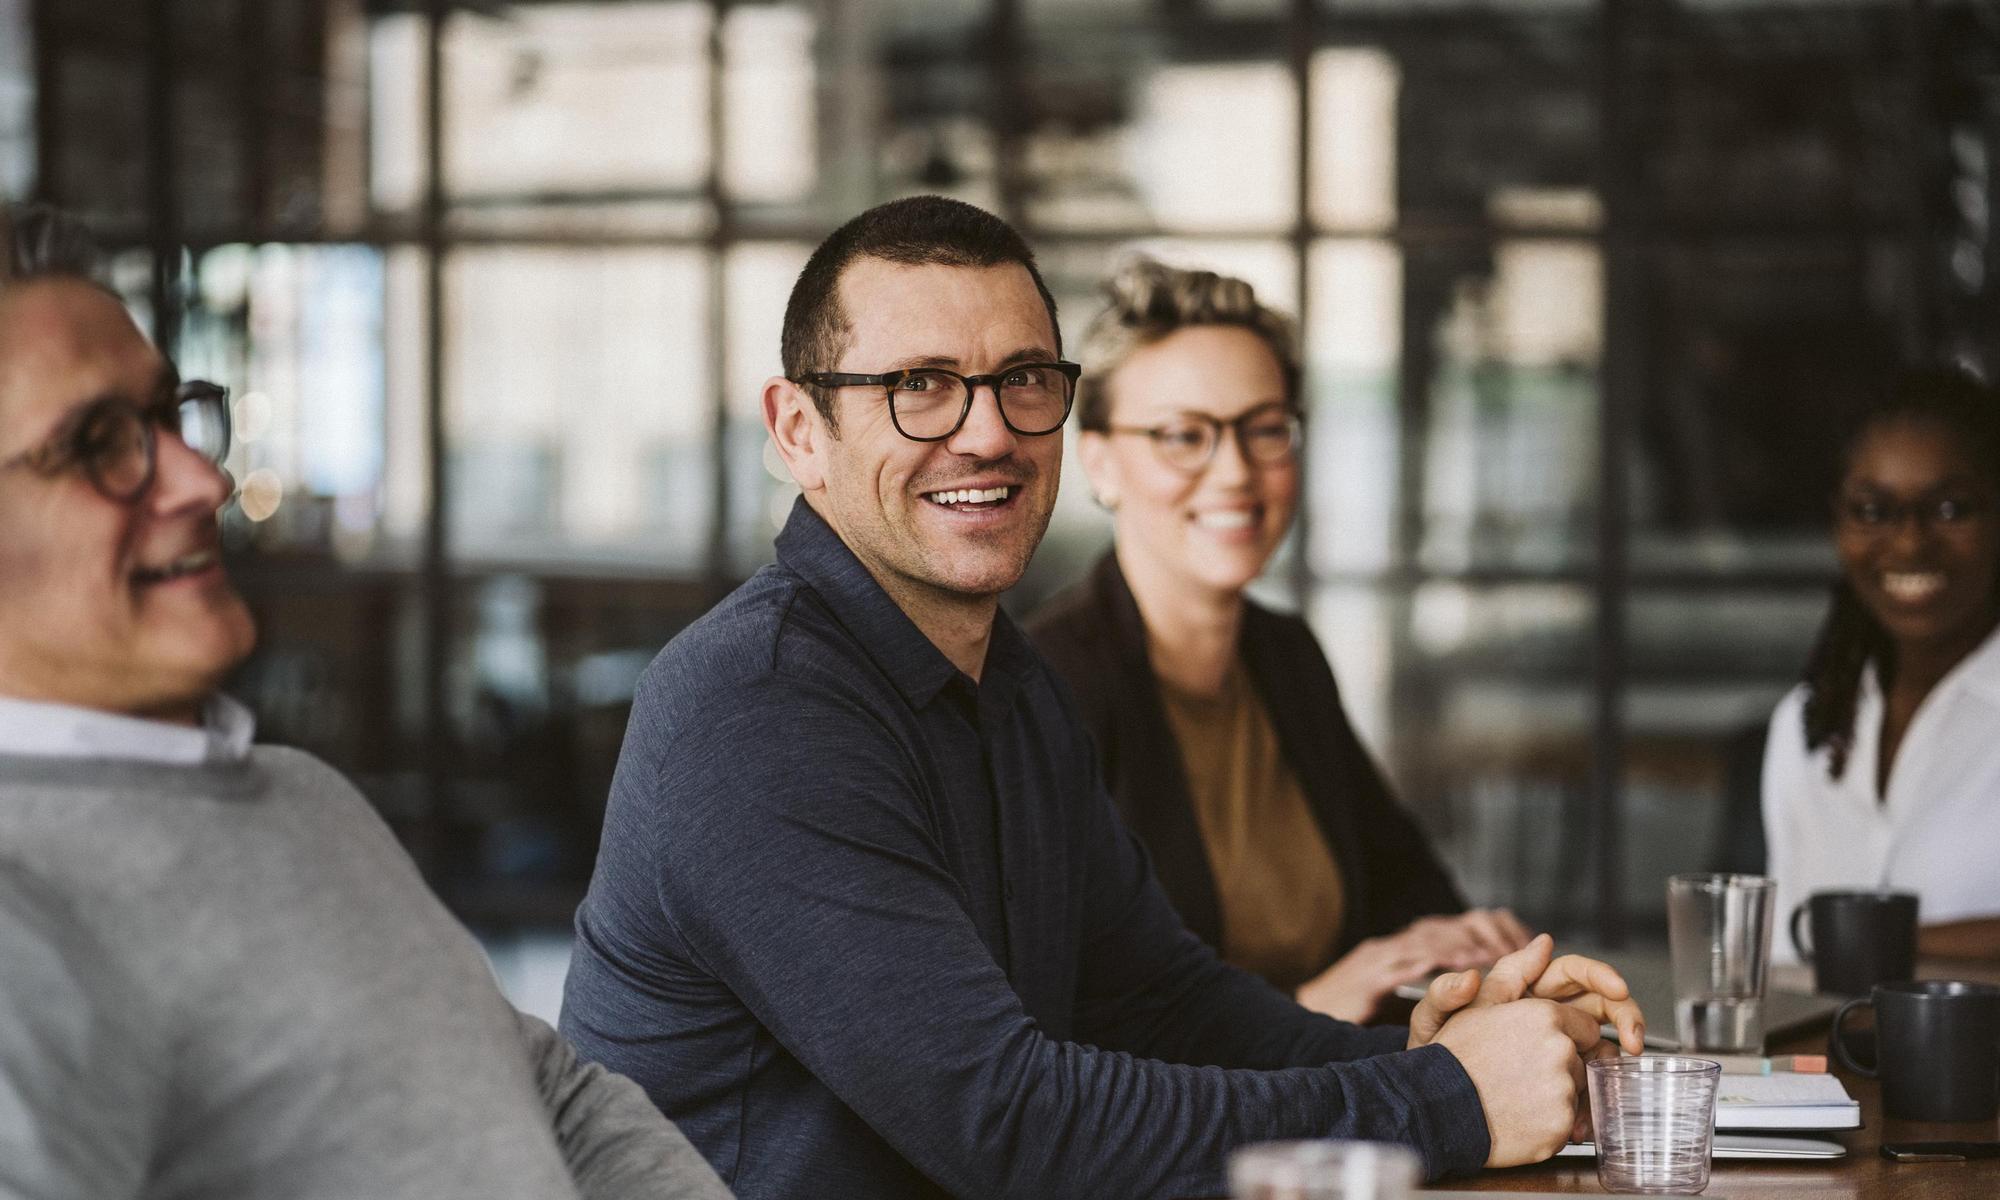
left=1668, top=872, right=1776, bottom=1053
left=1586, top=1055, right=1723, bottom=1195
left=1228, top=1140, right=1420, bottom=1200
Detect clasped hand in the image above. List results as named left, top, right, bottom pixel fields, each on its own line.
left=1405, top=934, right=1647, bottom=1168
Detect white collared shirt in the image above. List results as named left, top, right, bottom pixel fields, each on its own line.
left=1761, top=621, right=2000, bottom=960
left=0, top=693, right=256, bottom=766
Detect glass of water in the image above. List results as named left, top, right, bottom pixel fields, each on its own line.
left=1228, top=1140, right=1420, bottom=1200
left=1668, top=872, right=1775, bottom=1053
left=1587, top=1056, right=1722, bottom=1194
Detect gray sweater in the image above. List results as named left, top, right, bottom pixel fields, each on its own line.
left=0, top=747, right=731, bottom=1200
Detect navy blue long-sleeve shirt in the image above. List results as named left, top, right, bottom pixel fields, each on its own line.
left=560, top=500, right=1489, bottom=1199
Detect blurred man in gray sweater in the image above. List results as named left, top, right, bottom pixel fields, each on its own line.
left=0, top=202, right=732, bottom=1200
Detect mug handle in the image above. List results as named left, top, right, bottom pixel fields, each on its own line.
left=1789, top=900, right=1814, bottom=965
left=1829, top=996, right=1878, bottom=1078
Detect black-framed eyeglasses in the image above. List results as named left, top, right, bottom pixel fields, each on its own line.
left=1834, top=491, right=1989, bottom=533
left=798, top=361, right=1081, bottom=442
left=0, top=380, right=231, bottom=503
left=1101, top=402, right=1302, bottom=472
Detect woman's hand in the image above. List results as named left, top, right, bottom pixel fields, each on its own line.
left=1295, top=936, right=1438, bottom=1022
left=1386, top=909, right=1534, bottom=972
left=1293, top=908, right=1534, bottom=1023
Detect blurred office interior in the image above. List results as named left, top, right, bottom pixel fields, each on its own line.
left=4, top=0, right=1998, bottom=975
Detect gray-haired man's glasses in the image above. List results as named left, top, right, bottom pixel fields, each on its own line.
left=799, top=362, right=1081, bottom=442
left=0, top=380, right=231, bottom=502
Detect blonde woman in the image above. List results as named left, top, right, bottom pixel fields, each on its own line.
left=1030, top=259, right=1529, bottom=1022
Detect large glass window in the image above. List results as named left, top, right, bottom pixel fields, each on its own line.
left=723, top=240, right=812, bottom=571
left=0, top=0, right=30, bottom=199
left=444, top=246, right=714, bottom=565
left=180, top=244, right=393, bottom=558
left=23, top=0, right=1996, bottom=937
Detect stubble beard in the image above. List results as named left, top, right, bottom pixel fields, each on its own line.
left=855, top=477, right=1052, bottom=632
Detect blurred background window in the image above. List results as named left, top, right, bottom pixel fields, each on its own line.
left=11, top=0, right=2000, bottom=999
left=0, top=0, right=30, bottom=197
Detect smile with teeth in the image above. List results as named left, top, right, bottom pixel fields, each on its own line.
left=132, top=549, right=218, bottom=586
left=1880, top=570, right=1947, bottom=603
left=925, top=486, right=1014, bottom=508
left=1193, top=510, right=1257, bottom=531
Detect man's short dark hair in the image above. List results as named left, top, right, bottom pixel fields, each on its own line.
left=780, top=195, right=1060, bottom=434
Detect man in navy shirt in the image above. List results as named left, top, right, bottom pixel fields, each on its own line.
left=561, top=196, right=1641, bottom=1199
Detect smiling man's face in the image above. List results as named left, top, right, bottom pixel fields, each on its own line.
left=803, top=256, right=1064, bottom=616
left=0, top=277, right=254, bottom=721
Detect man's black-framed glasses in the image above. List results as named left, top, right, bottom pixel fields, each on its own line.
left=0, top=380, right=231, bottom=502
left=1103, top=402, right=1302, bottom=472
left=800, top=361, right=1081, bottom=442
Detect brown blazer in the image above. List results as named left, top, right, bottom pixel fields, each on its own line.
left=1026, top=552, right=1464, bottom=975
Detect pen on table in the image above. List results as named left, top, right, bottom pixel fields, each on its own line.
left=1883, top=1142, right=2000, bottom=1162
left=1693, top=1054, right=1828, bottom=1074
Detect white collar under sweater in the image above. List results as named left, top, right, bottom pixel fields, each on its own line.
left=0, top=693, right=256, bottom=765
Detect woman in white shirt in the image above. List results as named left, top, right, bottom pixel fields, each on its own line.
left=1761, top=367, right=2000, bottom=962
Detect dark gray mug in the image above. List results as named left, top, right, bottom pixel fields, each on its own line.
left=1831, top=980, right=2000, bottom=1122
left=1789, top=890, right=1919, bottom=996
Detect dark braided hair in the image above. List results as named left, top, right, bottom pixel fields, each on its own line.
left=1801, top=366, right=2000, bottom=778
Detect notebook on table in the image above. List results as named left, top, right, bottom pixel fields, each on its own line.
left=1712, top=1072, right=1861, bottom=1130
left=1555, top=1133, right=1849, bottom=1160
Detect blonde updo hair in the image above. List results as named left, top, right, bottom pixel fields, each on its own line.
left=1075, top=257, right=1301, bottom=431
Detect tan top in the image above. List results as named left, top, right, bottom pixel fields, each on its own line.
left=1158, top=660, right=1346, bottom=992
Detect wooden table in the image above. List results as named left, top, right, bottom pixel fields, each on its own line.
left=1428, top=961, right=2000, bottom=1198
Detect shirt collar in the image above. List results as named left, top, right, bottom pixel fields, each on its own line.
left=0, top=692, right=257, bottom=765
left=1864, top=620, right=2000, bottom=700
left=1943, top=619, right=2000, bottom=706
left=774, top=497, right=1031, bottom=710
